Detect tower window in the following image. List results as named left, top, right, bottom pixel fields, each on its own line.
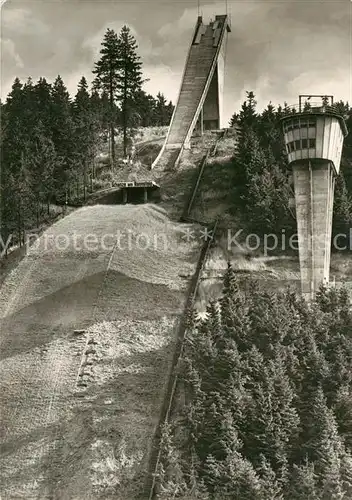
left=286, top=137, right=316, bottom=152
left=284, top=117, right=316, bottom=134
left=287, top=141, right=296, bottom=151
left=299, top=118, right=316, bottom=128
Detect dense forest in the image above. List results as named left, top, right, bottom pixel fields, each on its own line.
left=155, top=266, right=352, bottom=499
left=0, top=25, right=173, bottom=250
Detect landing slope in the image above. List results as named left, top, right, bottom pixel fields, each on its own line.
left=0, top=204, right=200, bottom=499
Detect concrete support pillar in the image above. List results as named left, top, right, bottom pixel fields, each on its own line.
left=293, top=161, right=335, bottom=301
left=202, top=67, right=220, bottom=130
left=144, top=187, right=148, bottom=203
left=122, top=189, right=127, bottom=204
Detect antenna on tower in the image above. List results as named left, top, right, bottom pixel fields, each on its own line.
left=225, top=0, right=228, bottom=14
left=197, top=0, right=200, bottom=16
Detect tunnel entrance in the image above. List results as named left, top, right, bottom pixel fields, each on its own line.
left=116, top=181, right=161, bottom=205
left=92, top=182, right=160, bottom=205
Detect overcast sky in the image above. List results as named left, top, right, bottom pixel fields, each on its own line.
left=1, top=0, right=351, bottom=124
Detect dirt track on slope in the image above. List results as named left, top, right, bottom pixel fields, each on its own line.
left=0, top=204, right=200, bottom=499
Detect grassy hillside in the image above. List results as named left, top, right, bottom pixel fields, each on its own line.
left=0, top=203, right=201, bottom=499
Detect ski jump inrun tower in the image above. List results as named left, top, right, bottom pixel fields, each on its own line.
left=152, top=14, right=231, bottom=169
left=281, top=96, right=348, bottom=301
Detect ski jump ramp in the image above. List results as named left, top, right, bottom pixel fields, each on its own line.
left=152, top=15, right=231, bottom=168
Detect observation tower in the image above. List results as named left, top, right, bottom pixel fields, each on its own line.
left=281, top=95, right=348, bottom=301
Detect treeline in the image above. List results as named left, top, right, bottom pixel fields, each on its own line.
left=0, top=25, right=173, bottom=250
left=229, top=92, right=352, bottom=240
left=156, top=265, right=352, bottom=499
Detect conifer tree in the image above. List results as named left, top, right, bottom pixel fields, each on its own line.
left=245, top=163, right=292, bottom=235
left=334, top=384, right=352, bottom=450
left=301, top=388, right=343, bottom=467
left=0, top=170, right=17, bottom=248
left=157, top=422, right=187, bottom=498
left=333, top=174, right=352, bottom=238
left=339, top=448, right=352, bottom=498
left=73, top=76, right=100, bottom=199
left=205, top=446, right=263, bottom=499
left=116, top=26, right=144, bottom=157
left=16, top=157, right=35, bottom=243
left=29, top=120, right=56, bottom=221
left=229, top=111, right=239, bottom=127
left=155, top=92, right=169, bottom=126
left=133, top=90, right=156, bottom=127
left=34, top=77, right=53, bottom=134
left=93, top=28, right=120, bottom=164
left=257, top=454, right=283, bottom=499
left=50, top=75, right=75, bottom=198
left=219, top=262, right=248, bottom=350
left=21, top=77, right=38, bottom=141
left=2, top=78, right=25, bottom=176
left=239, top=91, right=257, bottom=129
left=288, top=460, right=319, bottom=500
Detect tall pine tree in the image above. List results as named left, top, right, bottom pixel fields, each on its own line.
left=93, top=28, right=120, bottom=164
left=116, top=26, right=144, bottom=157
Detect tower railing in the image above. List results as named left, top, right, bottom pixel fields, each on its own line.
left=281, top=103, right=348, bottom=136
left=282, top=102, right=346, bottom=117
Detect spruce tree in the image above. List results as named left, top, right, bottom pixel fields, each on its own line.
left=339, top=448, right=352, bottom=498
left=288, top=460, right=319, bottom=500
left=257, top=454, right=283, bottom=499
left=229, top=111, right=239, bottom=127
left=93, top=28, right=120, bottom=164
left=133, top=90, right=156, bottom=127
left=34, top=77, right=53, bottom=134
left=2, top=78, right=25, bottom=176
left=16, top=157, right=35, bottom=243
left=333, top=174, right=352, bottom=238
left=155, top=92, right=169, bottom=126
left=116, top=25, right=144, bottom=157
left=50, top=75, right=75, bottom=199
left=73, top=76, right=100, bottom=199
left=239, top=91, right=257, bottom=129
left=29, top=120, right=56, bottom=221
left=334, top=384, right=352, bottom=450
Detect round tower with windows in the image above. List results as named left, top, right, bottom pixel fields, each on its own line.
left=281, top=95, right=348, bottom=301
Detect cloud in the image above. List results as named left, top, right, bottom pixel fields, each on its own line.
left=2, top=7, right=50, bottom=36
left=143, top=63, right=181, bottom=102
left=157, top=8, right=198, bottom=38
left=1, top=38, right=24, bottom=69
left=0, top=0, right=350, bottom=124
